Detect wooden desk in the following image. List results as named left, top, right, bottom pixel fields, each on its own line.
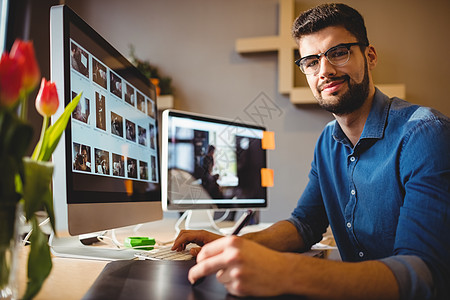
left=18, top=250, right=106, bottom=300
left=17, top=219, right=336, bottom=299
left=18, top=218, right=179, bottom=300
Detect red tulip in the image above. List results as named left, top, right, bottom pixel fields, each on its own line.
left=0, top=53, right=23, bottom=107
left=10, top=39, right=40, bottom=94
left=35, top=78, right=59, bottom=117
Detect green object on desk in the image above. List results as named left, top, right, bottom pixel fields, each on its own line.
left=124, top=237, right=156, bottom=250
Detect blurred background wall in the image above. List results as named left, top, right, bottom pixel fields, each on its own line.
left=6, top=0, right=449, bottom=223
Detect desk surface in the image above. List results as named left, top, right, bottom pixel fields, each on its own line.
left=18, top=250, right=107, bottom=300
left=18, top=218, right=178, bottom=300
left=17, top=219, right=336, bottom=299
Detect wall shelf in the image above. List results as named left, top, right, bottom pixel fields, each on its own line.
left=157, top=95, right=174, bottom=111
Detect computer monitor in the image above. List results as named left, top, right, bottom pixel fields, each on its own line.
left=161, top=109, right=267, bottom=231
left=50, top=5, right=162, bottom=259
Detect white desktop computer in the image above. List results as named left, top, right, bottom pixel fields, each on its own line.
left=50, top=5, right=162, bottom=260
left=49, top=6, right=269, bottom=260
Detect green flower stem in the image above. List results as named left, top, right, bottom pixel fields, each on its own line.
left=31, top=116, right=48, bottom=161
left=19, top=94, right=28, bottom=121
left=39, top=117, right=49, bottom=145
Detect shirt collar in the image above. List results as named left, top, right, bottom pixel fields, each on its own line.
left=333, top=88, right=391, bottom=144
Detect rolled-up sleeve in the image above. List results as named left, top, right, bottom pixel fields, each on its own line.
left=394, top=117, right=450, bottom=300
left=381, top=255, right=435, bottom=300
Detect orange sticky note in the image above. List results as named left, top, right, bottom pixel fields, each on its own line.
left=261, top=168, right=274, bottom=187
left=124, top=179, right=133, bottom=196
left=262, top=131, right=275, bottom=150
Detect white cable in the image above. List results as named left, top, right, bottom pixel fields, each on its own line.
left=21, top=217, right=51, bottom=246
left=213, top=209, right=230, bottom=223
left=22, top=232, right=31, bottom=246
left=110, top=229, right=122, bottom=248
left=48, top=228, right=165, bottom=252
left=45, top=209, right=231, bottom=250
left=153, top=210, right=190, bottom=245
left=133, top=223, right=144, bottom=233
left=96, top=235, right=120, bottom=248
left=206, top=210, right=223, bottom=232
left=48, top=231, right=55, bottom=247
left=174, top=211, right=189, bottom=236
left=96, top=234, right=169, bottom=250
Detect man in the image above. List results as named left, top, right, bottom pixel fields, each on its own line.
left=74, top=145, right=91, bottom=172
left=201, top=145, right=223, bottom=199
left=172, top=3, right=450, bottom=299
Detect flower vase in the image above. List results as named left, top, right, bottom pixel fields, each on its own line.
left=20, top=157, right=54, bottom=300
left=0, top=38, right=79, bottom=300
left=0, top=202, right=23, bottom=300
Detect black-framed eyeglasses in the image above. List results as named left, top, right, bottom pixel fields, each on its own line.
left=295, top=42, right=368, bottom=75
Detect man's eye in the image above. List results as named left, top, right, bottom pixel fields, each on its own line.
left=329, top=48, right=348, bottom=58
left=305, top=59, right=318, bottom=68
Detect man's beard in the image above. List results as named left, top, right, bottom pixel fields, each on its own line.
left=315, top=60, right=370, bottom=116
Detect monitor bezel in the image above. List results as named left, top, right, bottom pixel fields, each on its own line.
left=161, top=109, right=268, bottom=212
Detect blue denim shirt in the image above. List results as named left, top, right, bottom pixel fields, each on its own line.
left=288, top=88, right=450, bottom=300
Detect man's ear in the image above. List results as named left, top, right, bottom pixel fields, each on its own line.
left=367, top=45, right=377, bottom=69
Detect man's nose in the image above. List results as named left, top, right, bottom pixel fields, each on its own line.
left=317, top=56, right=337, bottom=78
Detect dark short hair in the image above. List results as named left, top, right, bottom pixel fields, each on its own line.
left=292, top=3, right=369, bottom=46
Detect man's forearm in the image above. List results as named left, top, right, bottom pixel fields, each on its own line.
left=242, top=222, right=399, bottom=299
left=281, top=253, right=399, bottom=300
left=242, top=220, right=306, bottom=252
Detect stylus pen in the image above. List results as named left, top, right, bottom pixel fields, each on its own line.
left=192, top=210, right=254, bottom=287
left=231, top=209, right=254, bottom=235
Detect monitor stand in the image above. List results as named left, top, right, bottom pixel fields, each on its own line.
left=180, top=210, right=266, bottom=236
left=183, top=210, right=223, bottom=234
left=49, top=232, right=137, bottom=261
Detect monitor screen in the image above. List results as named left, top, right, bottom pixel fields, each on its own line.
left=161, top=110, right=267, bottom=211
left=50, top=5, right=162, bottom=236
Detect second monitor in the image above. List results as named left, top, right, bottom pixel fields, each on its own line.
left=161, top=109, right=267, bottom=229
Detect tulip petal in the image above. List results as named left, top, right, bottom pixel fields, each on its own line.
left=0, top=53, right=23, bottom=107
left=35, top=78, right=59, bottom=117
left=10, top=40, right=40, bottom=94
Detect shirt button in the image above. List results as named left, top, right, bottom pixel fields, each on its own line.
left=351, top=189, right=356, bottom=195
left=350, top=156, right=356, bottom=162
left=359, top=252, right=364, bottom=258
left=346, top=222, right=352, bottom=228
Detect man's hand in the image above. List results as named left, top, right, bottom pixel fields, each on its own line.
left=171, top=226, right=399, bottom=299
left=171, top=229, right=223, bottom=256
left=188, top=235, right=291, bottom=297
